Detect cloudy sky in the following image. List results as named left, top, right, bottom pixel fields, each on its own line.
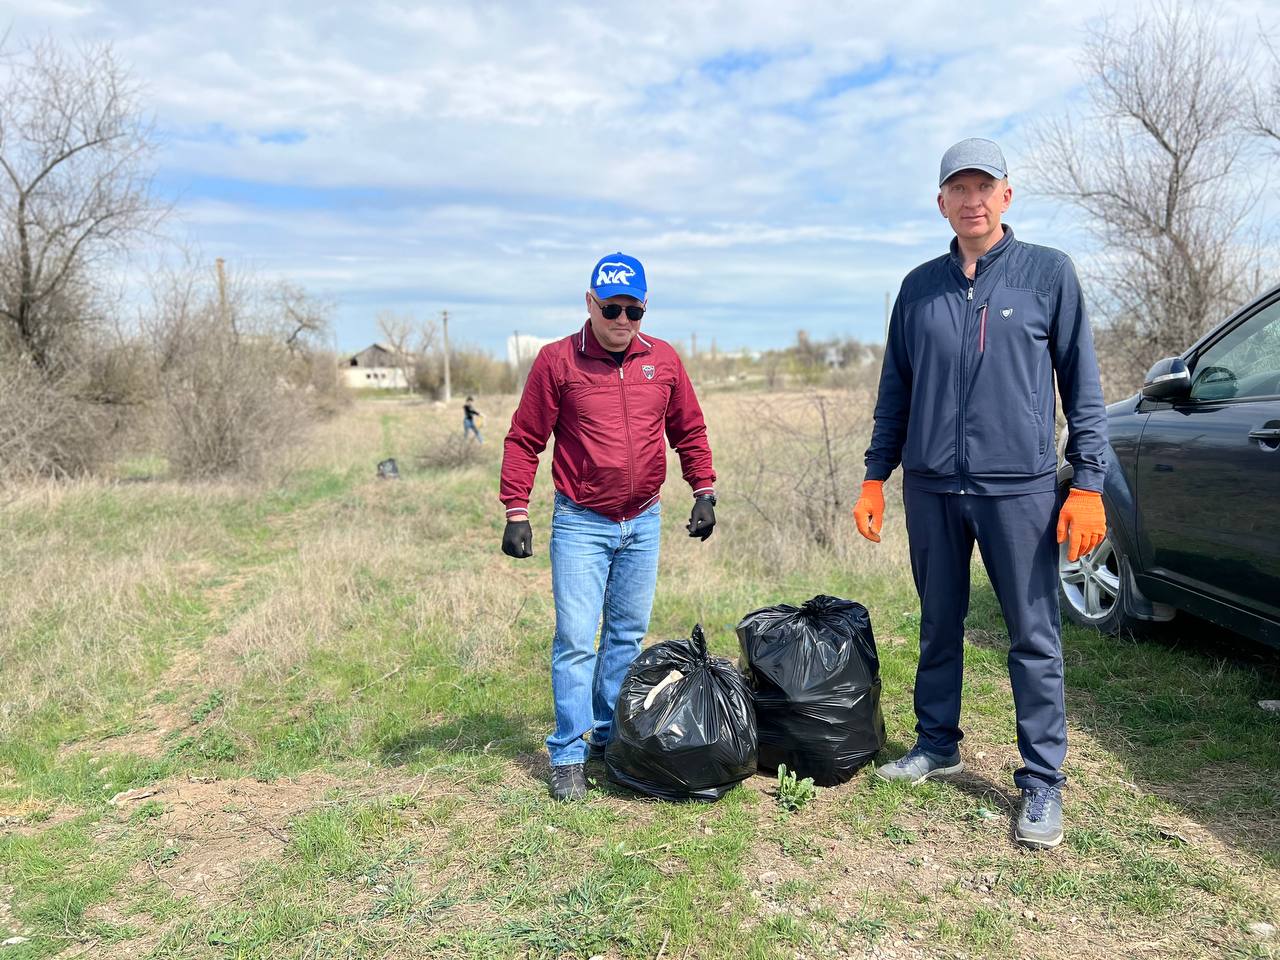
left=5, top=0, right=1277, bottom=355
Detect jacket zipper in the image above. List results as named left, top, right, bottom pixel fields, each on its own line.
left=978, top=303, right=988, bottom=353
left=617, top=360, right=635, bottom=512
left=956, top=279, right=974, bottom=491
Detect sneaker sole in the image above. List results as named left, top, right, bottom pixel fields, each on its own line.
left=1015, top=829, right=1063, bottom=849
left=874, top=760, right=965, bottom=786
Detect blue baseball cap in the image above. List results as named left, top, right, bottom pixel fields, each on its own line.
left=590, top=252, right=647, bottom=301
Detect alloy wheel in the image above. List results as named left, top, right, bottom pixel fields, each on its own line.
left=1059, top=534, right=1121, bottom=622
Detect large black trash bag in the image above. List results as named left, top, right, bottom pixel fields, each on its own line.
left=605, top=625, right=757, bottom=802
left=737, top=595, right=886, bottom=786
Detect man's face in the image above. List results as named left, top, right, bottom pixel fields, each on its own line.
left=586, top=292, right=645, bottom=351
left=937, top=171, right=1012, bottom=245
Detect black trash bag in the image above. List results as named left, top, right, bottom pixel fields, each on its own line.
left=376, top=458, right=399, bottom=479
left=605, top=625, right=757, bottom=802
left=737, top=595, right=886, bottom=786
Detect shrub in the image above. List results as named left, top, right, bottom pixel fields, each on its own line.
left=157, top=329, right=310, bottom=480
left=147, top=265, right=314, bottom=481
left=418, top=432, right=489, bottom=471
left=0, top=355, right=123, bottom=482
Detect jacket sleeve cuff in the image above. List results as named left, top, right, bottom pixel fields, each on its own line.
left=1069, top=468, right=1105, bottom=494
left=864, top=463, right=894, bottom=483
left=691, top=484, right=716, bottom=498
left=504, top=501, right=530, bottom=519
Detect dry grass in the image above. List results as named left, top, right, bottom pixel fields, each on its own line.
left=1, top=388, right=1277, bottom=960
left=0, top=484, right=244, bottom=739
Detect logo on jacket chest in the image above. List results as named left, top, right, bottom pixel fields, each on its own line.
left=642, top=364, right=655, bottom=380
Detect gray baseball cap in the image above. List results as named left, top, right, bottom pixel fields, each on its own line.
left=938, top=138, right=1007, bottom=187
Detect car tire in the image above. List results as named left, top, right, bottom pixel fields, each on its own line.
left=1056, top=483, right=1144, bottom=635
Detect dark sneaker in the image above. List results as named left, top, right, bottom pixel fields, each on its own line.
left=1015, top=786, right=1064, bottom=849
left=874, top=744, right=964, bottom=785
left=586, top=736, right=608, bottom=761
left=549, top=763, right=588, bottom=802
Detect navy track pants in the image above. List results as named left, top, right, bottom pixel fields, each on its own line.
left=903, top=486, right=1066, bottom=790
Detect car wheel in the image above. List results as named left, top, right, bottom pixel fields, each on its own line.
left=1056, top=502, right=1147, bottom=634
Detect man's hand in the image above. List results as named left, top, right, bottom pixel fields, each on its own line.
left=687, top=498, right=715, bottom=541
left=1056, top=488, right=1106, bottom=562
left=852, top=480, right=884, bottom=543
left=502, top=519, right=534, bottom=558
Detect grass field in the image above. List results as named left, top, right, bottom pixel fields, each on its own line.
left=1, top=392, right=1278, bottom=960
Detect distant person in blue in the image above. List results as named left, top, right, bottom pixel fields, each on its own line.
left=463, top=396, right=483, bottom=443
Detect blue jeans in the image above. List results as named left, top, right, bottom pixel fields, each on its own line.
left=463, top=417, right=483, bottom=442
left=547, top=491, right=661, bottom=766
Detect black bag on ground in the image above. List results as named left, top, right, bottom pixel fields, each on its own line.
left=605, top=625, right=757, bottom=802
left=737, top=595, right=885, bottom=786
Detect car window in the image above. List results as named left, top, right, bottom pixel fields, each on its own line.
left=1189, top=297, right=1280, bottom=401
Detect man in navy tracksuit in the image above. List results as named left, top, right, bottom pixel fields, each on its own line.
left=853, top=139, right=1109, bottom=848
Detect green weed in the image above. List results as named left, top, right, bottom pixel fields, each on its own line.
left=775, top=764, right=817, bottom=812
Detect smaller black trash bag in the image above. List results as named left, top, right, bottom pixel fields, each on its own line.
left=376, top=458, right=399, bottom=479
left=606, top=625, right=757, bottom=802
left=737, top=595, right=886, bottom=786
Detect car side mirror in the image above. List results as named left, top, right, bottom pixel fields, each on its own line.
left=1141, top=356, right=1191, bottom=401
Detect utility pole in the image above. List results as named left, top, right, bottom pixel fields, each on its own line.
left=513, top=329, right=525, bottom=394
left=441, top=310, right=452, bottom=404
left=216, top=257, right=229, bottom=331
left=691, top=331, right=697, bottom=358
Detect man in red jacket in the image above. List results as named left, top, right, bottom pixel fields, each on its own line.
left=501, top=252, right=718, bottom=801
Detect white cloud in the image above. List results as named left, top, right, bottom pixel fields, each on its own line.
left=2, top=0, right=1277, bottom=352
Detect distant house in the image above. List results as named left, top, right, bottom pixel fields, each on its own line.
left=342, top=343, right=413, bottom=390
left=824, top=343, right=877, bottom=369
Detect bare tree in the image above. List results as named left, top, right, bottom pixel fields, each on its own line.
left=375, top=310, right=418, bottom=393
left=1251, top=33, right=1280, bottom=148
left=272, top=279, right=331, bottom=356
left=0, top=36, right=161, bottom=371
left=415, top=314, right=439, bottom=359
left=1028, top=4, right=1265, bottom=386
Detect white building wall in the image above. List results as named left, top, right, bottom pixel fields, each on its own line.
left=342, top=366, right=411, bottom=390
left=507, top=333, right=556, bottom=367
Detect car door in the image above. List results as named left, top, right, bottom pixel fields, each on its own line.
left=1135, top=292, right=1280, bottom=621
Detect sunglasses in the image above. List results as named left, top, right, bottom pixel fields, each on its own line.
left=592, top=295, right=645, bottom=322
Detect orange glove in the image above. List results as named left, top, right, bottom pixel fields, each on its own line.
left=1056, top=488, right=1106, bottom=562
left=853, top=480, right=885, bottom=543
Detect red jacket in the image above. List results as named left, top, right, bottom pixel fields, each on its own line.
left=501, top=323, right=716, bottom=522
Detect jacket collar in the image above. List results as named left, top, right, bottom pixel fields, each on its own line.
left=949, top=224, right=1014, bottom=278
left=577, top=321, right=654, bottom=361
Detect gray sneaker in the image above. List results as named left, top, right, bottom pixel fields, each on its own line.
left=874, top=745, right=964, bottom=785
left=549, top=763, right=588, bottom=801
left=1015, top=786, right=1063, bottom=849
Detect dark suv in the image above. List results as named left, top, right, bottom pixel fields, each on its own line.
left=1056, top=285, right=1280, bottom=648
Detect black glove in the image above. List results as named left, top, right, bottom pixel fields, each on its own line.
left=502, top=520, right=533, bottom=558
left=687, top=498, right=716, bottom=541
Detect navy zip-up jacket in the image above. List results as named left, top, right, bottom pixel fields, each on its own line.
left=865, top=226, right=1107, bottom=495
